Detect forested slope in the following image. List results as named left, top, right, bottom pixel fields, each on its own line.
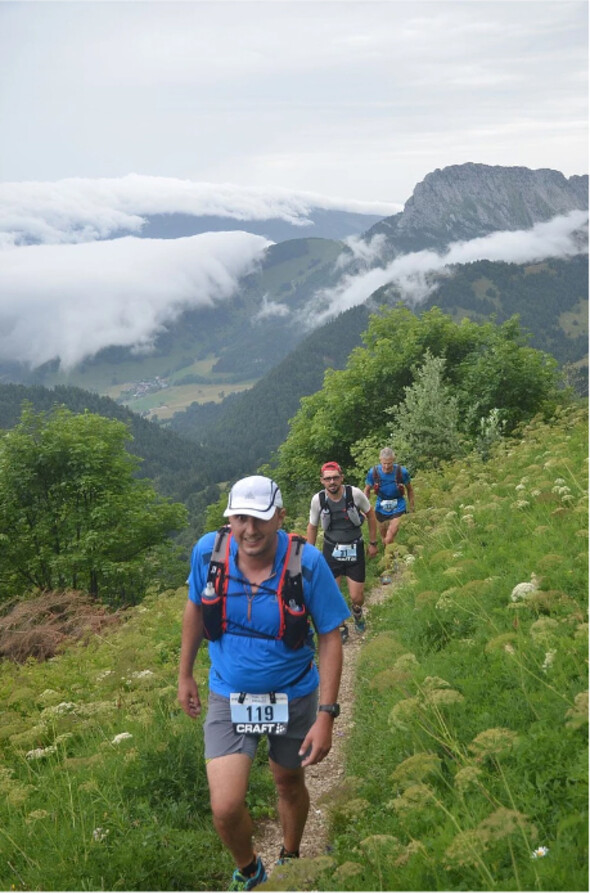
left=419, top=256, right=588, bottom=367
left=167, top=304, right=371, bottom=472
left=167, top=255, right=588, bottom=471
left=0, top=384, right=219, bottom=545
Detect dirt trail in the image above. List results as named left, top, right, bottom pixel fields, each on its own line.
left=254, top=580, right=392, bottom=870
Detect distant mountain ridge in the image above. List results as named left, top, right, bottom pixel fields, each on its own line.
left=366, top=163, right=588, bottom=252
left=136, top=208, right=386, bottom=243
left=1, top=162, right=587, bottom=397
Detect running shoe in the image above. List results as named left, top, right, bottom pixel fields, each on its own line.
left=352, top=609, right=366, bottom=634
left=275, top=846, right=300, bottom=866
left=229, top=856, right=267, bottom=891
left=340, top=624, right=349, bottom=644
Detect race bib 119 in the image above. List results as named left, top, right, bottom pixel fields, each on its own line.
left=230, top=692, right=289, bottom=735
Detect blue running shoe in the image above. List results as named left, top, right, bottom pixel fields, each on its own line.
left=352, top=607, right=366, bottom=633
left=229, top=855, right=267, bottom=890
left=275, top=846, right=300, bottom=866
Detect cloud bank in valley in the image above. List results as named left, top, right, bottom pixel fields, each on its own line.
left=0, top=231, right=270, bottom=369
left=0, top=203, right=586, bottom=374
left=0, top=175, right=402, bottom=248
left=311, top=210, right=589, bottom=322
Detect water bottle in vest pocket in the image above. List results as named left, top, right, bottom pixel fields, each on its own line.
left=346, top=503, right=363, bottom=527
left=201, top=580, right=224, bottom=641
left=281, top=571, right=310, bottom=650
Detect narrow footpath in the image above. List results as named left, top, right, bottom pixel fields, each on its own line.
left=254, top=578, right=393, bottom=878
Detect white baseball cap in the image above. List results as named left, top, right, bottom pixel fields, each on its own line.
left=223, top=475, right=283, bottom=521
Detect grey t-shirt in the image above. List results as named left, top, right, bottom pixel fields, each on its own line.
left=309, top=486, right=370, bottom=544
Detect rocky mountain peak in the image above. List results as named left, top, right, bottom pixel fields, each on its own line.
left=367, top=163, right=588, bottom=251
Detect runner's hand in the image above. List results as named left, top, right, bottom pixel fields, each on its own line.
left=178, top=676, right=201, bottom=718
left=298, top=714, right=333, bottom=767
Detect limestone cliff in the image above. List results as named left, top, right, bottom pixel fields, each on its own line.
left=367, top=163, right=588, bottom=252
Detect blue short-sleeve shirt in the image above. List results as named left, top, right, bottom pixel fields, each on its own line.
left=188, top=528, right=350, bottom=698
left=365, top=464, right=411, bottom=516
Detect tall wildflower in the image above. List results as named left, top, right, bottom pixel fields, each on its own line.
left=468, top=727, right=519, bottom=762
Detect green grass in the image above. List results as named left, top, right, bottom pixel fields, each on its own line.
left=0, top=403, right=587, bottom=890
left=46, top=350, right=252, bottom=392
left=559, top=297, right=589, bottom=338
left=311, top=403, right=588, bottom=891
left=119, top=380, right=256, bottom=420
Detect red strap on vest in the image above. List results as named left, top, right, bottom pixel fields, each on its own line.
left=215, top=530, right=300, bottom=640
left=275, top=533, right=295, bottom=639
left=213, top=527, right=232, bottom=634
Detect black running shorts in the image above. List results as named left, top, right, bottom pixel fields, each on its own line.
left=322, top=538, right=366, bottom=583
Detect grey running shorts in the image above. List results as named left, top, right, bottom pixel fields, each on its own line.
left=204, top=688, right=319, bottom=768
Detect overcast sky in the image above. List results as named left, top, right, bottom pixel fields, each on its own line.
left=0, top=0, right=587, bottom=204
left=0, top=0, right=587, bottom=371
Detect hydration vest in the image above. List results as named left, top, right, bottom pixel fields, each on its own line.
left=319, top=484, right=364, bottom=530
left=201, top=526, right=310, bottom=650
left=372, top=464, right=405, bottom=498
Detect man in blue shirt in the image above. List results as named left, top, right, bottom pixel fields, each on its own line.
left=178, top=475, right=349, bottom=890
left=364, top=447, right=414, bottom=551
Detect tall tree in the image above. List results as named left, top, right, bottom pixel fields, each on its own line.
left=0, top=405, right=187, bottom=606
left=385, top=350, right=463, bottom=471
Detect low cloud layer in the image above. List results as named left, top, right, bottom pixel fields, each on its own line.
left=0, top=175, right=402, bottom=248
left=1, top=208, right=586, bottom=374
left=0, top=231, right=270, bottom=369
left=311, top=210, right=589, bottom=322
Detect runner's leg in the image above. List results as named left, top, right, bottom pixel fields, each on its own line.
left=269, top=760, right=310, bottom=855
left=347, top=577, right=364, bottom=613
left=207, top=753, right=255, bottom=868
left=384, top=514, right=403, bottom=546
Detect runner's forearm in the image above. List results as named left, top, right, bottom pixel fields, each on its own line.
left=366, top=508, right=378, bottom=543
left=316, top=628, right=343, bottom=704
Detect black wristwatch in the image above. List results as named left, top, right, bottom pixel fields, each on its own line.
left=318, top=703, right=340, bottom=718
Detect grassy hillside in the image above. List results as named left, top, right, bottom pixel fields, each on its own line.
left=309, top=402, right=588, bottom=891
left=0, top=403, right=586, bottom=891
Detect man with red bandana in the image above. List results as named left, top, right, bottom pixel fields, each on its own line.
left=307, top=461, right=378, bottom=642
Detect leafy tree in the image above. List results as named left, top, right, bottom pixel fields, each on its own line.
left=0, top=381, right=218, bottom=546
left=205, top=492, right=229, bottom=534
left=456, top=316, right=562, bottom=435
left=0, top=405, right=187, bottom=607
left=384, top=351, right=463, bottom=471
